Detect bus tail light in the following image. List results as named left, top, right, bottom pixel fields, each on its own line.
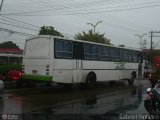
left=46, top=65, right=49, bottom=75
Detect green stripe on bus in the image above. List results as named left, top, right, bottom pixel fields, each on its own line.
left=22, top=74, right=52, bottom=81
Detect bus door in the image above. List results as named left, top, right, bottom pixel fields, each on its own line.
left=73, top=42, right=83, bottom=83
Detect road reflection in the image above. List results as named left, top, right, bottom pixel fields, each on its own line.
left=0, top=81, right=149, bottom=120
left=0, top=93, right=23, bottom=114
left=26, top=87, right=143, bottom=120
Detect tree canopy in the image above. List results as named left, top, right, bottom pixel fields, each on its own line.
left=0, top=41, right=19, bottom=48
left=39, top=26, right=64, bottom=37
left=75, top=30, right=111, bottom=45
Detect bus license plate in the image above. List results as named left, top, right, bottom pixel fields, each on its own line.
left=32, top=70, right=38, bottom=74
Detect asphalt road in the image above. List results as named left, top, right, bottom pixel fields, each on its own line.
left=0, top=79, right=153, bottom=120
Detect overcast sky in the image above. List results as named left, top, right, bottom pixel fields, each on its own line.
left=0, top=0, right=160, bottom=49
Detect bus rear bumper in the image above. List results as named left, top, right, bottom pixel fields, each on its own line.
left=21, top=74, right=52, bottom=82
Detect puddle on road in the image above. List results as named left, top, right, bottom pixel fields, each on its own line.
left=27, top=87, right=145, bottom=120
left=0, top=81, right=149, bottom=120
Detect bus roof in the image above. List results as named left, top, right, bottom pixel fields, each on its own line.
left=27, top=35, right=141, bottom=52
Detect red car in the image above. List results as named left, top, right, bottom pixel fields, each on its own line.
left=8, top=70, right=22, bottom=81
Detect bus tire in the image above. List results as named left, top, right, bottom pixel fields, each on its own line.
left=128, top=72, right=136, bottom=85
left=85, top=72, right=96, bottom=88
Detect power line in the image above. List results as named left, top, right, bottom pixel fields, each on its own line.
left=0, top=16, right=40, bottom=28
left=0, top=20, right=38, bottom=31
left=0, top=27, right=35, bottom=36
left=0, top=0, right=155, bottom=39
left=1, top=1, right=160, bottom=16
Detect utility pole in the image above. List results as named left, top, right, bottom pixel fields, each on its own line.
left=142, top=40, right=147, bottom=49
left=135, top=33, right=147, bottom=49
left=87, top=21, right=102, bottom=34
left=150, top=31, right=160, bottom=50
left=150, top=31, right=153, bottom=50
left=0, top=0, right=4, bottom=11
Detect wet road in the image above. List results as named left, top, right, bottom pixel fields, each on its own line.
left=0, top=79, right=152, bottom=120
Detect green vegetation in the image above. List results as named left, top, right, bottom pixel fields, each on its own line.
left=0, top=41, right=19, bottom=48
left=39, top=26, right=64, bottom=37
left=75, top=30, right=111, bottom=45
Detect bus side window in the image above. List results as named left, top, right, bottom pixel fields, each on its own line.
left=84, top=43, right=98, bottom=60
left=129, top=50, right=133, bottom=62
left=111, top=48, right=120, bottom=62
left=100, top=46, right=110, bottom=61
left=124, top=50, right=129, bottom=62
left=134, top=52, right=138, bottom=63
left=55, top=39, right=73, bottom=58
left=120, top=49, right=124, bottom=62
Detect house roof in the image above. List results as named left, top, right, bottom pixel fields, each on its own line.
left=0, top=48, right=23, bottom=54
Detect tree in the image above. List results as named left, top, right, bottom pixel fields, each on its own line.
left=39, top=26, right=64, bottom=37
left=75, top=30, right=111, bottom=45
left=0, top=41, right=19, bottom=48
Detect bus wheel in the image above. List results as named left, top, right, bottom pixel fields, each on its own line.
left=128, top=73, right=136, bottom=85
left=85, top=72, right=96, bottom=88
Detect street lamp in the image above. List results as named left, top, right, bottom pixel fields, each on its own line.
left=87, top=21, right=102, bottom=34
left=135, top=33, right=147, bottom=49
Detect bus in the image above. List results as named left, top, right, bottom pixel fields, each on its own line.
left=0, top=53, right=22, bottom=81
left=21, top=35, right=143, bottom=87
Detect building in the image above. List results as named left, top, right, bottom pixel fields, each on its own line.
left=0, top=48, right=23, bottom=54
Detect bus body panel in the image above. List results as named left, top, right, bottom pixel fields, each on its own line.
left=22, top=35, right=142, bottom=84
left=22, top=36, right=53, bottom=81
left=23, top=58, right=51, bottom=76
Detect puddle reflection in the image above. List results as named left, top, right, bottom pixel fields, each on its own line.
left=28, top=87, right=143, bottom=120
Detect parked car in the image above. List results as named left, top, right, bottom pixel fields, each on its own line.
left=8, top=70, right=22, bottom=81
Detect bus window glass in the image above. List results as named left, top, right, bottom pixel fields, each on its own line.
left=133, top=52, right=138, bottom=63
left=120, top=49, right=124, bottom=62
left=120, top=49, right=128, bottom=62
left=9, top=57, right=19, bottom=64
left=124, top=50, right=129, bottom=62
left=128, top=51, right=132, bottom=62
left=0, top=56, right=8, bottom=65
left=100, top=46, right=110, bottom=61
left=84, top=43, right=98, bottom=60
left=111, top=48, right=120, bottom=61
left=55, top=39, right=73, bottom=58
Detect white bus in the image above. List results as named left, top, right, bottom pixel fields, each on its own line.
left=22, top=35, right=143, bottom=87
